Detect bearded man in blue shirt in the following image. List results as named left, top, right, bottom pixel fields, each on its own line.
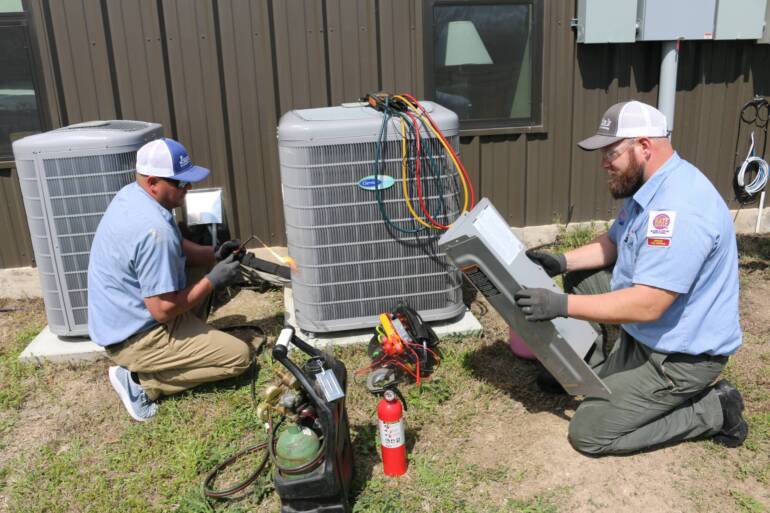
left=88, top=138, right=249, bottom=422
left=515, top=101, right=747, bottom=454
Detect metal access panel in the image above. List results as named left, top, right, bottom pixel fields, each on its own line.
left=637, top=0, right=717, bottom=41
left=576, top=0, right=638, bottom=44
left=438, top=199, right=610, bottom=398
left=715, top=0, right=766, bottom=40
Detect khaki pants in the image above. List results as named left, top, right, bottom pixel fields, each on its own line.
left=564, top=268, right=727, bottom=455
left=105, top=267, right=251, bottom=401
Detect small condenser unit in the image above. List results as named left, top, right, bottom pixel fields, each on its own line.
left=12, top=121, right=162, bottom=336
left=278, top=102, right=465, bottom=333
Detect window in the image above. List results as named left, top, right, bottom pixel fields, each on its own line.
left=0, top=13, right=44, bottom=164
left=423, top=0, right=543, bottom=133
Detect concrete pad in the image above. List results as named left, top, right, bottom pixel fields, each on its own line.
left=282, top=287, right=483, bottom=351
left=19, top=326, right=105, bottom=364
left=0, top=266, right=42, bottom=299
left=733, top=205, right=770, bottom=234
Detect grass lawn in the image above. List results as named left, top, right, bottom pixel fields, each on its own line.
left=0, top=229, right=768, bottom=513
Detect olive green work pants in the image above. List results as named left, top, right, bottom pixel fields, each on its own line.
left=105, top=267, right=251, bottom=401
left=563, top=268, right=728, bottom=455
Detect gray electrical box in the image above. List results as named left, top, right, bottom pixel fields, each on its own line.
left=715, top=0, right=766, bottom=39
left=760, top=0, right=770, bottom=43
left=577, top=0, right=638, bottom=44
left=438, top=198, right=611, bottom=398
left=637, top=0, right=717, bottom=41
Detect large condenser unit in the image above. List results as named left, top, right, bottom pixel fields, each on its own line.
left=278, top=101, right=465, bottom=333
left=12, top=121, right=162, bottom=336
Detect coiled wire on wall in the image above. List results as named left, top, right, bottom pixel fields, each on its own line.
left=733, top=97, right=770, bottom=205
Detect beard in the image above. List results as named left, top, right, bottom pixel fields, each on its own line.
left=608, top=153, right=645, bottom=199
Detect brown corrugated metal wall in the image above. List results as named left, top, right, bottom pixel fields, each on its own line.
left=2, top=0, right=769, bottom=268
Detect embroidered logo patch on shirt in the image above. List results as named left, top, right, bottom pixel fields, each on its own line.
left=646, top=210, right=676, bottom=247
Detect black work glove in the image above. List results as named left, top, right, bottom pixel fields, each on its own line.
left=206, top=254, right=240, bottom=289
left=526, top=249, right=567, bottom=277
left=514, top=288, right=568, bottom=322
left=215, top=239, right=242, bottom=262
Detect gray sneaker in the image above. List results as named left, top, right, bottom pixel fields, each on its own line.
left=108, top=366, right=158, bottom=421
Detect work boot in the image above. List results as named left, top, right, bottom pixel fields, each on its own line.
left=712, top=380, right=748, bottom=448
left=535, top=368, right=567, bottom=395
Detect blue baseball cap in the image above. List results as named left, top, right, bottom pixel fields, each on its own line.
left=135, top=138, right=210, bottom=183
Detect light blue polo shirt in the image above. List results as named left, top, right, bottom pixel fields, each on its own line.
left=87, top=182, right=186, bottom=346
left=607, top=152, right=741, bottom=356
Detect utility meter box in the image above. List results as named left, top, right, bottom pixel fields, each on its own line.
left=759, top=0, right=770, bottom=43
left=714, top=0, right=766, bottom=40
left=576, top=0, right=638, bottom=44
left=637, top=0, right=717, bottom=41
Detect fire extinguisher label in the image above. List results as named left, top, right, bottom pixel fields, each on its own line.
left=379, top=419, right=405, bottom=448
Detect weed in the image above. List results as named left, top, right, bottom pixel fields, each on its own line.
left=502, top=486, right=569, bottom=513
left=744, top=412, right=770, bottom=453
left=505, top=496, right=559, bottom=513
left=730, top=489, right=768, bottom=513
left=0, top=321, right=44, bottom=411
left=0, top=464, right=8, bottom=491
left=552, top=223, right=603, bottom=253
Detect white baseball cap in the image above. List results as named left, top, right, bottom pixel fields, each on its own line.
left=136, top=138, right=210, bottom=183
left=578, top=101, right=668, bottom=151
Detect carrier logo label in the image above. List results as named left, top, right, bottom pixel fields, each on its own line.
left=358, top=175, right=395, bottom=191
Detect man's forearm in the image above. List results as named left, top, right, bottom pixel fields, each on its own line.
left=567, top=285, right=677, bottom=324
left=182, top=238, right=216, bottom=267
left=144, top=277, right=214, bottom=323
left=564, top=232, right=617, bottom=272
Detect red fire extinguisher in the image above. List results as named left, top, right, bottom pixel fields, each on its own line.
left=377, top=387, right=408, bottom=476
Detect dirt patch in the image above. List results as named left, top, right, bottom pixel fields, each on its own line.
left=411, top=293, right=770, bottom=512
left=3, top=362, right=114, bottom=462
left=0, top=297, right=45, bottom=346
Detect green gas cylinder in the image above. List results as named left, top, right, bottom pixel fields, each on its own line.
left=275, top=425, right=321, bottom=478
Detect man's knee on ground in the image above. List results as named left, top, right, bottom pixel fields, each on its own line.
left=568, top=409, right=613, bottom=456
left=220, top=335, right=252, bottom=376
left=233, top=342, right=252, bottom=374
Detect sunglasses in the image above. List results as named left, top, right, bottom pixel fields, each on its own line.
left=157, top=177, right=191, bottom=189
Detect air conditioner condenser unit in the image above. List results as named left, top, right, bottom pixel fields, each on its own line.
left=12, top=121, right=162, bottom=336
left=278, top=101, right=466, bottom=333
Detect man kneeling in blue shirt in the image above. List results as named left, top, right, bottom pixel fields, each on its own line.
left=515, top=101, right=747, bottom=454
left=88, top=138, right=249, bottom=421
